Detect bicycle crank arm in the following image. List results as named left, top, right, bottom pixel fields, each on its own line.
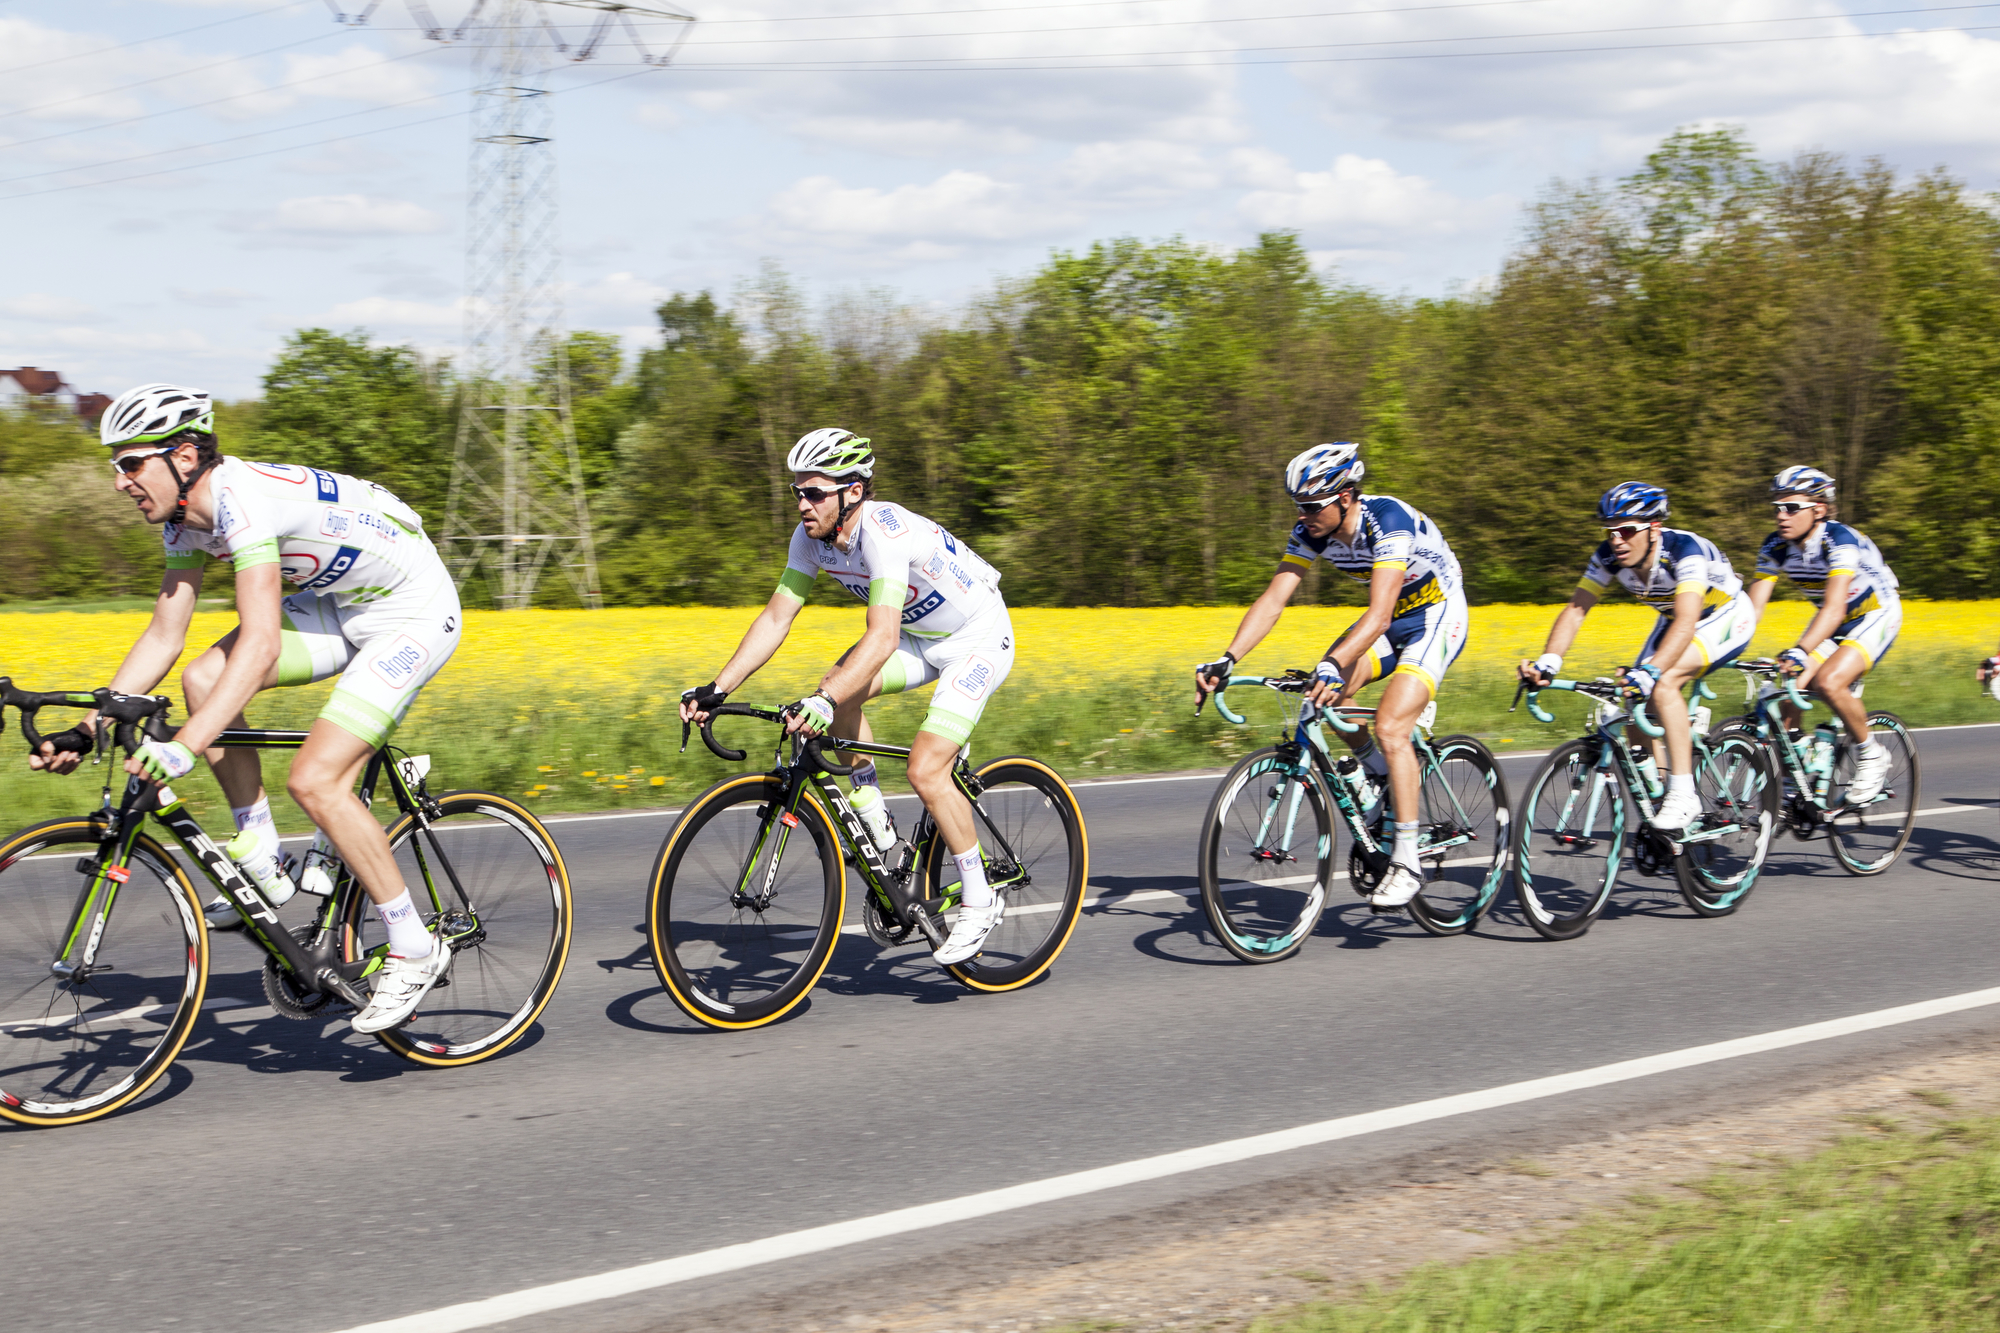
left=1676, top=822, right=1745, bottom=845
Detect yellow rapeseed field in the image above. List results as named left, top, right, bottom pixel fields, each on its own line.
left=4, top=601, right=1994, bottom=717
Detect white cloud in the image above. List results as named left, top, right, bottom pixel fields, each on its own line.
left=169, top=287, right=261, bottom=309
left=767, top=170, right=1072, bottom=249
left=0, top=294, right=103, bottom=323
left=308, top=296, right=463, bottom=330
left=1238, top=155, right=1514, bottom=245
left=227, top=194, right=448, bottom=238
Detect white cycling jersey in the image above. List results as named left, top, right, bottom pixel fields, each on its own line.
left=777, top=501, right=1003, bottom=640
left=1578, top=528, right=1743, bottom=618
left=1279, top=494, right=1464, bottom=618
left=163, top=457, right=442, bottom=604
left=1752, top=520, right=1900, bottom=617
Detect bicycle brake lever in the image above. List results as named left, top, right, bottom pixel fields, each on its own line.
left=679, top=718, right=690, bottom=754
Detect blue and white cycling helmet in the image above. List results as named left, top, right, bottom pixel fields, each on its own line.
left=1284, top=442, right=1364, bottom=500
left=1597, top=481, right=1669, bottom=523
left=1771, top=465, right=1835, bottom=502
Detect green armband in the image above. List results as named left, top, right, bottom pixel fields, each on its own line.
left=164, top=551, right=205, bottom=570
left=868, top=578, right=906, bottom=609
left=775, top=567, right=814, bottom=604
left=232, top=538, right=281, bottom=573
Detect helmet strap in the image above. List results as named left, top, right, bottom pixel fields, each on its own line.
left=166, top=441, right=218, bottom=526
left=827, top=480, right=864, bottom=550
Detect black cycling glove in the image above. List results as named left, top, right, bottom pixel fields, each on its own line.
left=681, top=682, right=728, bottom=712
left=1194, top=652, right=1236, bottom=684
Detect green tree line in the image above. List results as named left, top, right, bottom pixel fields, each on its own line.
left=6, top=126, right=1998, bottom=607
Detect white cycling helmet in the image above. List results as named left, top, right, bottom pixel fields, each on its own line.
left=1285, top=442, right=1364, bottom=499
left=786, top=427, right=874, bottom=480
left=1772, top=465, right=1835, bottom=503
left=101, top=382, right=214, bottom=449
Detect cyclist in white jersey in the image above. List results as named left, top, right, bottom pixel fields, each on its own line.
left=1193, top=442, right=1470, bottom=911
left=26, top=383, right=460, bottom=1033
left=1517, top=482, right=1755, bottom=833
left=1745, top=466, right=1900, bottom=803
left=678, top=429, right=1015, bottom=966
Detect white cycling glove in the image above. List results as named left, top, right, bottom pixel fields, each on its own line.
left=1532, top=653, right=1562, bottom=681
left=137, top=739, right=196, bottom=782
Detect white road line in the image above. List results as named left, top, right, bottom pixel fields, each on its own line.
left=325, top=983, right=2000, bottom=1333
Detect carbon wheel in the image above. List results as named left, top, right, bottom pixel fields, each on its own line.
left=0, top=819, right=207, bottom=1127
left=646, top=775, right=844, bottom=1030
left=1197, top=746, right=1335, bottom=963
left=1405, top=735, right=1511, bottom=937
left=1512, top=739, right=1625, bottom=941
left=344, top=792, right=573, bottom=1066
left=1675, top=733, right=1778, bottom=917
left=922, top=758, right=1089, bottom=992
left=1826, top=711, right=1919, bottom=876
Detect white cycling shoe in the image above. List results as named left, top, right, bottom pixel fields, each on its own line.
left=934, top=897, right=1005, bottom=966
left=1370, top=863, right=1423, bottom=910
left=1846, top=741, right=1890, bottom=805
left=352, top=936, right=452, bottom=1034
left=1649, top=788, right=1701, bottom=832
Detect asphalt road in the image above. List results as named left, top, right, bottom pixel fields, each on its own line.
left=5, top=723, right=1999, bottom=1333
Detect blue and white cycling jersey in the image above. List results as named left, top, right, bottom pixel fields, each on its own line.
left=1578, top=528, right=1742, bottom=619
left=1280, top=494, right=1463, bottom=618
left=1752, top=521, right=1899, bottom=617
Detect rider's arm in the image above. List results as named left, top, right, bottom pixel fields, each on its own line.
left=1209, top=568, right=1303, bottom=676
left=1793, top=572, right=1851, bottom=656
left=1327, top=563, right=1402, bottom=677
left=172, top=562, right=285, bottom=754
left=711, top=589, right=806, bottom=695
left=1746, top=575, right=1777, bottom=618
left=818, top=603, right=902, bottom=703
left=1520, top=589, right=1597, bottom=680
left=33, top=566, right=205, bottom=771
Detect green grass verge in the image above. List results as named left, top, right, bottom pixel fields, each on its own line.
left=0, top=653, right=1992, bottom=836
left=1260, top=1111, right=2000, bottom=1333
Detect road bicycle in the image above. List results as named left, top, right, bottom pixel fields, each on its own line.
left=0, top=679, right=574, bottom=1128
left=1711, top=659, right=1919, bottom=875
left=646, top=704, right=1088, bottom=1030
left=1510, top=675, right=1777, bottom=940
left=1193, top=670, right=1510, bottom=962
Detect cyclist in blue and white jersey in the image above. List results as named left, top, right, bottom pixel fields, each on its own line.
left=26, top=383, right=460, bottom=1034
left=1517, top=483, right=1755, bottom=833
left=1193, top=442, right=1469, bottom=912
left=1745, top=466, right=1900, bottom=803
left=678, top=429, right=1014, bottom=966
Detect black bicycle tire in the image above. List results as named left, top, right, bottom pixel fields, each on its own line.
left=922, top=757, right=1089, bottom=992
left=1406, top=734, right=1511, bottom=937
left=0, top=818, right=209, bottom=1127
left=1827, top=711, right=1920, bottom=876
left=646, top=774, right=844, bottom=1030
left=1197, top=745, right=1336, bottom=963
left=346, top=791, right=574, bottom=1066
left=1512, top=739, right=1624, bottom=941
left=1674, top=733, right=1779, bottom=917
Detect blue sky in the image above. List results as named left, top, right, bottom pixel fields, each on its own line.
left=3, top=0, right=1997, bottom=399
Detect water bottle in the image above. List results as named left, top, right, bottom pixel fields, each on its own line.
left=1810, top=724, right=1838, bottom=776
left=225, top=829, right=297, bottom=907
left=1690, top=704, right=1712, bottom=737
left=849, top=785, right=898, bottom=852
left=297, top=831, right=340, bottom=898
left=1625, top=746, right=1662, bottom=799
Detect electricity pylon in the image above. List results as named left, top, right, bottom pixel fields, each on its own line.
left=328, top=0, right=695, bottom=609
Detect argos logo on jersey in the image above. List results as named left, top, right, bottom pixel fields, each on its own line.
left=369, top=634, right=432, bottom=689
left=295, top=544, right=362, bottom=591
left=922, top=553, right=947, bottom=582
left=871, top=505, right=904, bottom=535
left=949, top=655, right=997, bottom=700
left=319, top=507, right=355, bottom=539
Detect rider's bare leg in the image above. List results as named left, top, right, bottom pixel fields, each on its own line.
left=1798, top=644, right=1872, bottom=743
left=180, top=630, right=280, bottom=811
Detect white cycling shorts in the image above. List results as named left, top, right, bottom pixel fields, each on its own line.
left=1638, top=591, right=1755, bottom=675
left=874, top=603, right=1015, bottom=747
left=1358, top=590, right=1470, bottom=698
left=1813, top=601, right=1901, bottom=670
left=274, top=580, right=463, bottom=748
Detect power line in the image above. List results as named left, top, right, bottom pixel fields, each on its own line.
left=0, top=0, right=313, bottom=79
left=660, top=20, right=2000, bottom=68
left=652, top=1, right=2000, bottom=48
left=0, top=64, right=657, bottom=204
left=0, top=29, right=344, bottom=124
left=0, top=43, right=445, bottom=155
